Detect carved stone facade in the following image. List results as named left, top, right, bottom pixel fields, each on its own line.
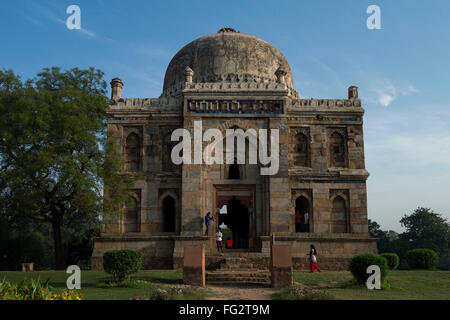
left=92, top=29, right=376, bottom=270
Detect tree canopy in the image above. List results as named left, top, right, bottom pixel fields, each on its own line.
left=0, top=67, right=134, bottom=269
left=370, top=207, right=449, bottom=263
left=399, top=207, right=450, bottom=257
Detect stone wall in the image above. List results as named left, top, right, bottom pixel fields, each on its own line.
left=91, top=236, right=175, bottom=270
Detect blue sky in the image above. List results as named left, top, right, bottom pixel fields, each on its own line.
left=1, top=0, right=449, bottom=232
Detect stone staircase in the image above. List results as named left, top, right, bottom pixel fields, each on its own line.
left=206, top=253, right=270, bottom=285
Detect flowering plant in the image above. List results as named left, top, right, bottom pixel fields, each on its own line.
left=290, top=285, right=333, bottom=300
left=130, top=285, right=192, bottom=300
left=0, top=278, right=84, bottom=300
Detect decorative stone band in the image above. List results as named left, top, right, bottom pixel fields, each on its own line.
left=109, top=97, right=183, bottom=109
left=187, top=99, right=284, bottom=114
left=107, top=97, right=361, bottom=112
left=291, top=98, right=362, bottom=108
left=161, top=73, right=299, bottom=98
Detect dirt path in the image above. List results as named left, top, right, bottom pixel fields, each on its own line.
left=205, top=285, right=279, bottom=300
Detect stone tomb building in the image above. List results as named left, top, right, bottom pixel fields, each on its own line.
left=92, top=29, right=377, bottom=270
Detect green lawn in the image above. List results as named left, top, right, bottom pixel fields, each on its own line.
left=0, top=270, right=205, bottom=300
left=2, top=270, right=449, bottom=300
left=291, top=270, right=450, bottom=300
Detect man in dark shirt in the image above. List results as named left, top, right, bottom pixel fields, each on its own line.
left=204, top=212, right=213, bottom=235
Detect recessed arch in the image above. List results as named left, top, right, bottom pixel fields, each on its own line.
left=125, top=132, right=140, bottom=171
left=293, top=132, right=310, bottom=167
left=162, top=133, right=178, bottom=172
left=295, top=196, right=311, bottom=232
left=329, top=131, right=346, bottom=168
left=162, top=195, right=176, bottom=232
left=331, top=195, right=348, bottom=233
left=123, top=195, right=139, bottom=233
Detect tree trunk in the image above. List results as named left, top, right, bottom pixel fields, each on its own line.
left=51, top=214, right=65, bottom=270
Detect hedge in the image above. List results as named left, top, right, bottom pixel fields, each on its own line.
left=380, top=253, right=400, bottom=270
left=406, top=248, right=438, bottom=270
left=103, top=250, right=143, bottom=283
left=349, top=253, right=389, bottom=285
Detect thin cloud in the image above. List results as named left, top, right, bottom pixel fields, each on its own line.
left=28, top=2, right=109, bottom=41
left=14, top=8, right=46, bottom=27
left=305, top=54, right=345, bottom=89
left=133, top=46, right=173, bottom=59
left=368, top=79, right=420, bottom=107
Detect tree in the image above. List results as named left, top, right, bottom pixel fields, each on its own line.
left=399, top=207, right=450, bottom=257
left=0, top=67, right=134, bottom=269
left=368, top=219, right=385, bottom=238
left=368, top=219, right=403, bottom=254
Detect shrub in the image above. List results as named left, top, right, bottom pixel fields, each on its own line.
left=103, top=250, right=143, bottom=283
left=349, top=253, right=389, bottom=285
left=406, top=248, right=438, bottom=270
left=380, top=253, right=400, bottom=270
left=0, top=278, right=84, bottom=300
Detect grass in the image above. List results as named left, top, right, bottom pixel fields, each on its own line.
left=2, top=270, right=449, bottom=300
left=0, top=270, right=206, bottom=300
left=288, top=270, right=450, bottom=300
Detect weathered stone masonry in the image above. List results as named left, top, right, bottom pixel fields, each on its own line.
left=92, top=29, right=376, bottom=271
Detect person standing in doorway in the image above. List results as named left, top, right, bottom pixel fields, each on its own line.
left=204, top=212, right=213, bottom=235
left=309, top=244, right=320, bottom=272
left=216, top=230, right=223, bottom=253
left=295, top=210, right=302, bottom=232
left=304, top=211, right=310, bottom=232
left=226, top=237, right=233, bottom=249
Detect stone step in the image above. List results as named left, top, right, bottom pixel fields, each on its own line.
left=217, top=268, right=267, bottom=272
left=207, top=279, right=269, bottom=284
left=206, top=267, right=270, bottom=284
left=207, top=271, right=269, bottom=277
left=207, top=276, right=269, bottom=282
left=208, top=279, right=267, bottom=282
left=206, top=281, right=271, bottom=286
left=208, top=252, right=263, bottom=258
left=220, top=263, right=254, bottom=269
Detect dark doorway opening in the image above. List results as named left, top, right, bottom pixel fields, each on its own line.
left=228, top=163, right=240, bottom=179
left=219, top=196, right=249, bottom=249
left=295, top=196, right=310, bottom=232
left=162, top=196, right=175, bottom=232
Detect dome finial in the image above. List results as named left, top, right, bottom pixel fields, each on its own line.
left=218, top=27, right=238, bottom=33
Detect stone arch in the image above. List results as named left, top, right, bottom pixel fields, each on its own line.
left=162, top=195, right=176, bottom=232
left=295, top=196, right=310, bottom=232
left=291, top=131, right=310, bottom=167
left=292, top=189, right=313, bottom=233
left=125, top=132, right=140, bottom=172
left=220, top=125, right=259, bottom=180
left=123, top=193, right=140, bottom=233
left=159, top=191, right=180, bottom=233
left=331, top=195, right=349, bottom=233
left=328, top=130, right=347, bottom=168
left=162, top=132, right=178, bottom=172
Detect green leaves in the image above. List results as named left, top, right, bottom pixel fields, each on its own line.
left=0, top=67, right=135, bottom=268
left=400, top=207, right=450, bottom=257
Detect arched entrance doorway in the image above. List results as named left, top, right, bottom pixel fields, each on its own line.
left=218, top=196, right=250, bottom=249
